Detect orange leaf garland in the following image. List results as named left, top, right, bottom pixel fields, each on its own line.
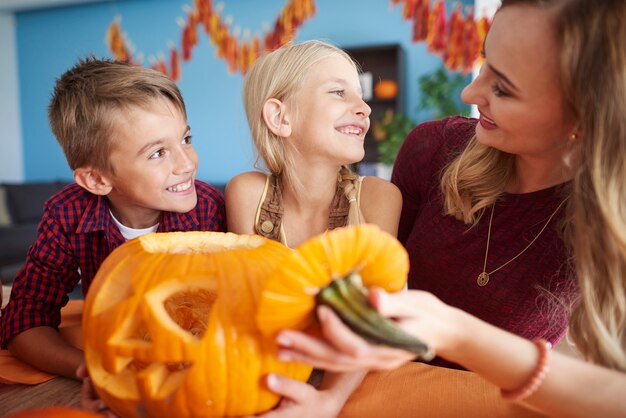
left=394, top=0, right=493, bottom=74
left=106, top=0, right=316, bottom=79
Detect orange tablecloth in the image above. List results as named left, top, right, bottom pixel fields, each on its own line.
left=339, top=362, right=547, bottom=418
left=0, top=301, right=547, bottom=417
left=0, top=300, right=83, bottom=385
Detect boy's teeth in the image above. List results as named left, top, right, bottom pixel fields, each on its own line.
left=167, top=180, right=191, bottom=192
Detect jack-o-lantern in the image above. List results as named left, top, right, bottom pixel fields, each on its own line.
left=83, top=232, right=312, bottom=418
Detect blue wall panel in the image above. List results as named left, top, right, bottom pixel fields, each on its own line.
left=17, top=0, right=471, bottom=183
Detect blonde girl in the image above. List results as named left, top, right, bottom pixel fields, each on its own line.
left=225, top=40, right=402, bottom=418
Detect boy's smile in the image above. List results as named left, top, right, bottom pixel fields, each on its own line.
left=166, top=178, right=194, bottom=194
left=103, top=98, right=199, bottom=229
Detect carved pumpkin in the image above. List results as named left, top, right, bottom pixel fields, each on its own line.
left=257, top=224, right=409, bottom=337
left=374, top=79, right=398, bottom=100
left=83, top=232, right=312, bottom=418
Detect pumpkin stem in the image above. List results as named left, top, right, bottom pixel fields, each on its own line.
left=316, top=273, right=435, bottom=360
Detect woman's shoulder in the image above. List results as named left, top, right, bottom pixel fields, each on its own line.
left=405, top=116, right=477, bottom=149
left=395, top=116, right=475, bottom=177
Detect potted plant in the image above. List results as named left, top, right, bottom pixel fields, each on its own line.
left=417, top=65, right=470, bottom=120
left=373, top=109, right=416, bottom=166
left=373, top=65, right=470, bottom=176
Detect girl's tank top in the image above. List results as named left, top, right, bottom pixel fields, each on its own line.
left=254, top=174, right=363, bottom=246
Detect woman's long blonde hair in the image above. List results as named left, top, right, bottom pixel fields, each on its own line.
left=440, top=0, right=626, bottom=370
left=243, top=40, right=364, bottom=225
left=559, top=0, right=626, bottom=371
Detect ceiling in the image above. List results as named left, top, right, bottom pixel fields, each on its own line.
left=0, top=0, right=103, bottom=12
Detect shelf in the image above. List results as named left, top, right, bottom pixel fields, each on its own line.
left=345, top=44, right=405, bottom=163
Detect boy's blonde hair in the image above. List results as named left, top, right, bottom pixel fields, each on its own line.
left=243, top=40, right=364, bottom=224
left=48, top=57, right=186, bottom=173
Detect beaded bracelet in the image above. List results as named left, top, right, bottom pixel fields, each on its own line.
left=501, top=338, right=552, bottom=401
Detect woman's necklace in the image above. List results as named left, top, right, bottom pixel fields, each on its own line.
left=477, top=199, right=567, bottom=287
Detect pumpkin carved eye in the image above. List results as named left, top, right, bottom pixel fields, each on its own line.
left=83, top=231, right=311, bottom=418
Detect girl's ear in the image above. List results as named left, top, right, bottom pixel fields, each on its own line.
left=74, top=167, right=113, bottom=196
left=262, top=98, right=292, bottom=137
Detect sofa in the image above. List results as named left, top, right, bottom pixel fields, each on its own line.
left=0, top=181, right=70, bottom=284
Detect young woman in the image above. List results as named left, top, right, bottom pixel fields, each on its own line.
left=225, top=40, right=402, bottom=418
left=274, top=0, right=626, bottom=416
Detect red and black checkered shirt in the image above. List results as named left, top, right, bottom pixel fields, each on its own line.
left=0, top=180, right=224, bottom=347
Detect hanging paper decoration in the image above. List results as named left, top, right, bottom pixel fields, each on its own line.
left=106, top=16, right=135, bottom=65
left=411, top=0, right=431, bottom=42
left=106, top=0, right=316, bottom=81
left=393, top=0, right=492, bottom=74
left=462, top=6, right=479, bottom=74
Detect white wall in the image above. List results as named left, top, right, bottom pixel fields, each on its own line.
left=475, top=0, right=500, bottom=18
left=470, top=0, right=500, bottom=117
left=0, top=12, right=23, bottom=182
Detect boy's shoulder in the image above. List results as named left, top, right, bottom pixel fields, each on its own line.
left=45, top=182, right=96, bottom=211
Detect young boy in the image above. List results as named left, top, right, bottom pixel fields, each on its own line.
left=0, top=57, right=225, bottom=379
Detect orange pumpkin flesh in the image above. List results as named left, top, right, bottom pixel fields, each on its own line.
left=83, top=231, right=312, bottom=418
left=256, top=224, right=408, bottom=337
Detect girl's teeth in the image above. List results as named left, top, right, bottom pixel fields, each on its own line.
left=339, top=127, right=361, bottom=135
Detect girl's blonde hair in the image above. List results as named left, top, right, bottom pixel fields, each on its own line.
left=243, top=40, right=364, bottom=225
left=558, top=0, right=626, bottom=371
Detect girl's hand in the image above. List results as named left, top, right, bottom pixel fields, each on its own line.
left=76, top=362, right=118, bottom=417
left=274, top=289, right=463, bottom=372
left=249, top=374, right=343, bottom=418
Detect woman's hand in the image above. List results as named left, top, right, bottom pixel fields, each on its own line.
left=274, top=289, right=463, bottom=372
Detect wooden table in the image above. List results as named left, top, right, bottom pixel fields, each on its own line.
left=0, top=377, right=81, bottom=416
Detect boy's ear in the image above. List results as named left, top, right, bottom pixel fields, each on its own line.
left=74, top=167, right=113, bottom=196
left=262, top=98, right=292, bottom=137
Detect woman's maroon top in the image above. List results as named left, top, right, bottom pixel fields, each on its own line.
left=392, top=117, right=576, bottom=367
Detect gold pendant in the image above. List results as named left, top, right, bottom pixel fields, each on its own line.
left=477, top=272, right=490, bottom=286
